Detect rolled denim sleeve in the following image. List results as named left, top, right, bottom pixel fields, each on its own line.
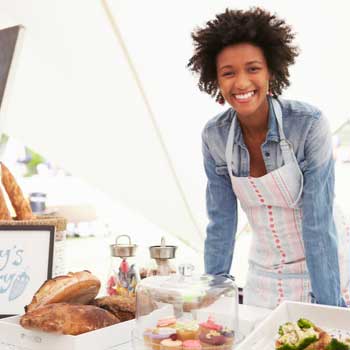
left=301, top=113, right=346, bottom=306
left=202, top=129, right=238, bottom=275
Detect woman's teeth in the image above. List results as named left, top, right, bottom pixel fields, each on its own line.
left=234, top=91, right=255, bottom=100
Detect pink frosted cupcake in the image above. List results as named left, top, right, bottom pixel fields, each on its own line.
left=183, top=339, right=202, bottom=349
left=199, top=316, right=223, bottom=335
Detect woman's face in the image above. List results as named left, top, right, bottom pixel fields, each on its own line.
left=216, top=43, right=270, bottom=120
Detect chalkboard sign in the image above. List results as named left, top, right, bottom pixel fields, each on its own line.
left=0, top=226, right=54, bottom=318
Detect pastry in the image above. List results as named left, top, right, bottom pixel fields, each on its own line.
left=91, top=294, right=136, bottom=321
left=176, top=320, right=199, bottom=341
left=275, top=318, right=331, bottom=350
left=199, top=316, right=223, bottom=335
left=183, top=339, right=202, bottom=349
left=25, top=270, right=101, bottom=313
left=157, top=317, right=177, bottom=328
left=160, top=338, right=183, bottom=349
left=20, top=303, right=119, bottom=335
left=0, top=185, right=11, bottom=220
left=221, top=327, right=235, bottom=348
left=150, top=328, right=176, bottom=350
left=199, top=330, right=226, bottom=348
left=143, top=328, right=155, bottom=348
left=1, top=162, right=34, bottom=220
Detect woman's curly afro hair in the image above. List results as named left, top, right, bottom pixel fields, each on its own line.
left=187, top=7, right=299, bottom=101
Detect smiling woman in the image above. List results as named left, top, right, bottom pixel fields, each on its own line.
left=187, top=7, right=350, bottom=309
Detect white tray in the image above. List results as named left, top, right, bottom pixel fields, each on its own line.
left=236, top=301, right=350, bottom=350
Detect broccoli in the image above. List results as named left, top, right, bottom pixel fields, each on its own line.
left=297, top=319, right=314, bottom=329
left=298, top=336, right=318, bottom=350
left=276, top=336, right=318, bottom=350
left=326, top=339, right=350, bottom=350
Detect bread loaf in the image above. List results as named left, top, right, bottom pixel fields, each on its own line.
left=20, top=303, right=120, bottom=335
left=25, top=270, right=101, bottom=313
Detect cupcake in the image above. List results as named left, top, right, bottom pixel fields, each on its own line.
left=199, top=316, right=223, bottom=335
left=143, top=328, right=155, bottom=348
left=150, top=328, right=176, bottom=350
left=183, top=339, right=202, bottom=349
left=157, top=317, right=177, bottom=328
left=221, top=327, right=235, bottom=348
left=160, top=338, right=183, bottom=350
left=176, top=320, right=199, bottom=341
left=199, top=330, right=226, bottom=348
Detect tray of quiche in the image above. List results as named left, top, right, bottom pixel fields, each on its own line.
left=236, top=301, right=350, bottom=350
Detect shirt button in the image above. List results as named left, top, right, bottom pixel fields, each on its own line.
left=265, top=152, right=270, bottom=157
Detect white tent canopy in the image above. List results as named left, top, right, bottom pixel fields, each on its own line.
left=0, top=0, right=349, bottom=253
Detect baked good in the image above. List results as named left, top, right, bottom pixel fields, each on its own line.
left=275, top=319, right=331, bottom=350
left=25, top=270, right=101, bottom=313
left=0, top=185, right=12, bottom=220
left=91, top=294, right=135, bottom=321
left=157, top=317, right=177, bottom=328
left=199, top=316, right=223, bottom=335
left=1, top=162, right=34, bottom=220
left=176, top=320, right=199, bottom=341
left=149, top=328, right=176, bottom=350
left=199, top=330, right=226, bottom=348
left=160, top=338, right=183, bottom=349
left=20, top=303, right=119, bottom=335
left=182, top=339, right=202, bottom=349
left=221, top=327, right=234, bottom=348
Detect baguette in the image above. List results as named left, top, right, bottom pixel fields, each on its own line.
left=0, top=185, right=12, bottom=220
left=1, top=162, right=34, bottom=220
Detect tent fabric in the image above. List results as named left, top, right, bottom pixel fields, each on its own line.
left=0, top=0, right=349, bottom=254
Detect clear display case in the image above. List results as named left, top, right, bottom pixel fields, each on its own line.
left=132, top=264, right=240, bottom=349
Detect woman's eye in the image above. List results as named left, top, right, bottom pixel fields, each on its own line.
left=222, top=71, right=234, bottom=77
left=248, top=67, right=260, bottom=73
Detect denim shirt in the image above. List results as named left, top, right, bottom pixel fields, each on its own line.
left=202, top=97, right=346, bottom=307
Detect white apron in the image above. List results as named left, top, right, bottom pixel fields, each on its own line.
left=225, top=99, right=350, bottom=309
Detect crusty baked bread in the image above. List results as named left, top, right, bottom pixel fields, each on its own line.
left=1, top=162, right=34, bottom=220
left=0, top=185, right=12, bottom=220
left=25, top=271, right=101, bottom=313
left=91, top=295, right=136, bottom=321
left=20, top=303, right=120, bottom=335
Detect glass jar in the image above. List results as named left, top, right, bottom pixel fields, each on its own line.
left=132, top=264, right=241, bottom=350
left=107, top=234, right=140, bottom=297
left=147, top=237, right=177, bottom=277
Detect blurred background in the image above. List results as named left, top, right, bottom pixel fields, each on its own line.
left=0, top=0, right=349, bottom=292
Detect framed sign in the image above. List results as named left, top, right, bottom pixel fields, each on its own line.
left=0, top=225, right=54, bottom=318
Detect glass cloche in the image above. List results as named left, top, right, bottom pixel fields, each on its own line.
left=132, top=264, right=240, bottom=350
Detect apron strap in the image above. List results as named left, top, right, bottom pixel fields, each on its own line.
left=225, top=97, right=304, bottom=207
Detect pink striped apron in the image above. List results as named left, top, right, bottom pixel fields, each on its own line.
left=225, top=99, right=350, bottom=309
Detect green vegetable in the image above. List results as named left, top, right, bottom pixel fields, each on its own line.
left=298, top=335, right=318, bottom=350
left=279, top=325, right=284, bottom=336
left=326, top=339, right=350, bottom=350
left=297, top=319, right=314, bottom=329
left=276, top=344, right=297, bottom=350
